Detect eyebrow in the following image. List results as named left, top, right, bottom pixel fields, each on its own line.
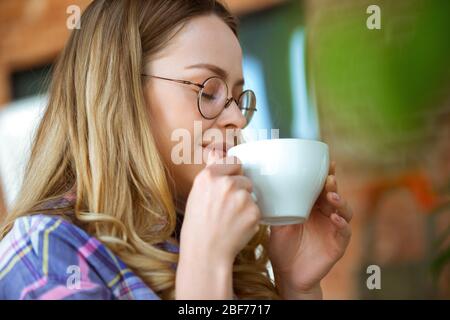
left=185, top=63, right=245, bottom=87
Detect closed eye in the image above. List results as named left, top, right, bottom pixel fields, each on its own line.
left=202, top=92, right=216, bottom=100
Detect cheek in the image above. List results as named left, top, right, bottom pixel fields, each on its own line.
left=144, top=84, right=212, bottom=194
left=146, top=84, right=193, bottom=151
left=158, top=117, right=211, bottom=198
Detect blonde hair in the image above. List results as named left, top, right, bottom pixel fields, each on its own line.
left=0, top=0, right=280, bottom=299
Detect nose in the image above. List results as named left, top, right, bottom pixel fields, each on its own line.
left=215, top=98, right=247, bottom=129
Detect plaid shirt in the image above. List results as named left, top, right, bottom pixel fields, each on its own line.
left=0, top=212, right=179, bottom=300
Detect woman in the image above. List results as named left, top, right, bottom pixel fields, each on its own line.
left=0, top=0, right=352, bottom=300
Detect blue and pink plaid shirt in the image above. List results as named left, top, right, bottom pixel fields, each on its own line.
left=0, top=197, right=180, bottom=299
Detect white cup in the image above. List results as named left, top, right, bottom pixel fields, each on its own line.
left=227, top=138, right=329, bottom=225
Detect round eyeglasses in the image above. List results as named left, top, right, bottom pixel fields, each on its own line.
left=141, top=74, right=257, bottom=126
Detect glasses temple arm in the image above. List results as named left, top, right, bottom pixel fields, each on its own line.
left=141, top=74, right=204, bottom=89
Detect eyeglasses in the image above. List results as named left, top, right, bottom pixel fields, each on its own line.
left=141, top=74, right=257, bottom=126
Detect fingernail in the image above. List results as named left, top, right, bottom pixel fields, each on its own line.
left=331, top=192, right=340, bottom=201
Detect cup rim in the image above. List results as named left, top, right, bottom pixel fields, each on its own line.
left=229, top=138, right=328, bottom=152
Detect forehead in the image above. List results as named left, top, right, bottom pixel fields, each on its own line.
left=152, top=14, right=243, bottom=77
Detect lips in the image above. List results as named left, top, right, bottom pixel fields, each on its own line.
left=201, top=141, right=235, bottom=158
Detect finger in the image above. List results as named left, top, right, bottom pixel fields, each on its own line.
left=327, top=192, right=353, bottom=222
left=207, top=153, right=244, bottom=176
left=230, top=176, right=253, bottom=193
left=316, top=175, right=338, bottom=216
left=331, top=213, right=352, bottom=242
left=318, top=175, right=338, bottom=200
left=328, top=161, right=336, bottom=175
left=323, top=174, right=338, bottom=194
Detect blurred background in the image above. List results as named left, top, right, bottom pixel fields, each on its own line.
left=0, top=0, right=449, bottom=299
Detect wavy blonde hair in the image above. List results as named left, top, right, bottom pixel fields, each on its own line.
left=0, top=0, right=280, bottom=299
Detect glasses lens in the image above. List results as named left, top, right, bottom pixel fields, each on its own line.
left=239, top=90, right=257, bottom=125
left=199, top=77, right=228, bottom=119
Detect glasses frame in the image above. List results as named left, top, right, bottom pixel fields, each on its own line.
left=141, top=74, right=257, bottom=122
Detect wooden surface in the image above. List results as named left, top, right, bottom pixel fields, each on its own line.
left=0, top=0, right=288, bottom=217
left=0, top=0, right=92, bottom=106
left=0, top=0, right=287, bottom=107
